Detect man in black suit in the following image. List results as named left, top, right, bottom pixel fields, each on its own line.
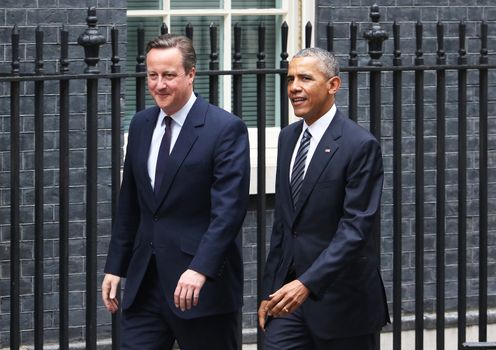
left=259, top=47, right=389, bottom=350
left=101, top=34, right=250, bottom=350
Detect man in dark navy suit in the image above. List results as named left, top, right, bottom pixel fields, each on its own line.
left=101, top=34, right=250, bottom=350
left=259, top=47, right=389, bottom=350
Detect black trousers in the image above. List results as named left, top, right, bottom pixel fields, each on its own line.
left=121, top=256, right=239, bottom=350
left=263, top=306, right=379, bottom=350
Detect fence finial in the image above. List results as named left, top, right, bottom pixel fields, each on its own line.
left=78, top=7, right=106, bottom=74
left=363, top=4, right=388, bottom=66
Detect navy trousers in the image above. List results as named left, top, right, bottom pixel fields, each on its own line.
left=263, top=307, right=378, bottom=350
left=121, top=256, right=239, bottom=350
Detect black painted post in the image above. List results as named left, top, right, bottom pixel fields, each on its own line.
left=10, top=25, right=20, bottom=350
left=186, top=23, right=193, bottom=40
left=305, top=21, right=312, bottom=48
left=348, top=22, right=358, bottom=122
left=392, top=20, right=402, bottom=350
left=326, top=22, right=334, bottom=52
left=280, top=21, right=288, bottom=128
left=478, top=20, right=489, bottom=344
left=77, top=7, right=106, bottom=350
left=209, top=23, right=219, bottom=106
left=232, top=23, right=242, bottom=117
left=59, top=25, right=70, bottom=350
left=435, top=21, right=446, bottom=350
left=34, top=26, right=45, bottom=350
left=457, top=20, right=468, bottom=350
left=110, top=26, right=122, bottom=350
left=256, top=21, right=267, bottom=350
left=136, top=25, right=146, bottom=112
left=363, top=6, right=387, bottom=350
left=161, top=22, right=168, bottom=35
left=414, top=20, right=425, bottom=350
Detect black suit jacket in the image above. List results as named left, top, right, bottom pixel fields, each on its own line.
left=263, top=110, right=390, bottom=339
left=105, top=95, right=250, bottom=319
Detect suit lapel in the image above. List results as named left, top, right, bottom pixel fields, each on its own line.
left=279, top=121, right=303, bottom=220
left=154, top=96, right=206, bottom=209
left=139, top=107, right=161, bottom=213
left=293, top=113, right=343, bottom=220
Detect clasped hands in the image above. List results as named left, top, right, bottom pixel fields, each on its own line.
left=258, top=279, right=310, bottom=330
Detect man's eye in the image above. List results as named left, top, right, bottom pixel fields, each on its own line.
left=165, top=74, right=176, bottom=80
left=148, top=74, right=158, bottom=80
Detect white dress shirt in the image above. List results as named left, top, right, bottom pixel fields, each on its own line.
left=147, top=93, right=197, bottom=189
left=289, top=104, right=337, bottom=182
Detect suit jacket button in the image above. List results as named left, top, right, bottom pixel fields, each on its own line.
left=153, top=216, right=158, bottom=221
left=293, top=231, right=297, bottom=236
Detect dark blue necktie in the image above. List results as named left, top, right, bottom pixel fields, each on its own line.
left=290, top=129, right=311, bottom=206
left=154, top=116, right=172, bottom=195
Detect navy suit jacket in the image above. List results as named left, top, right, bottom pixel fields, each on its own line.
left=262, top=110, right=390, bottom=339
left=104, top=95, right=250, bottom=319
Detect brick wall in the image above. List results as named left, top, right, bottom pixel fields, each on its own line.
left=316, top=0, right=496, bottom=327
left=0, top=1, right=126, bottom=347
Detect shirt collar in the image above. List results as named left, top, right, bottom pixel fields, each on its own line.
left=303, top=104, right=337, bottom=141
left=158, top=92, right=197, bottom=127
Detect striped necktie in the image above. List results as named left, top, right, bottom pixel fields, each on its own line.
left=290, top=129, right=312, bottom=206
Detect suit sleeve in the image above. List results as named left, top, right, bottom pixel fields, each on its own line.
left=104, top=118, right=141, bottom=277
left=261, top=133, right=285, bottom=299
left=188, top=117, right=250, bottom=278
left=298, top=137, right=384, bottom=299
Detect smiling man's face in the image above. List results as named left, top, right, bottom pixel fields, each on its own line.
left=287, top=56, right=340, bottom=125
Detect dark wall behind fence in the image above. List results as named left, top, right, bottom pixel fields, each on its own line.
left=0, top=1, right=127, bottom=347
left=0, top=0, right=496, bottom=348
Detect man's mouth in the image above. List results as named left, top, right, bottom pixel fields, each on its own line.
left=291, top=97, right=306, bottom=105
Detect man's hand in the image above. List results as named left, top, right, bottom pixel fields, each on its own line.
left=258, top=299, right=271, bottom=330
left=102, top=273, right=121, bottom=313
left=174, top=269, right=207, bottom=311
left=265, top=279, right=310, bottom=318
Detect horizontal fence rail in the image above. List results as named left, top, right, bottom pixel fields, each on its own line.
left=0, top=4, right=495, bottom=350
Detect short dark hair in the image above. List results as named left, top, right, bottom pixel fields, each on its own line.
left=146, top=34, right=197, bottom=73
left=292, top=47, right=339, bottom=78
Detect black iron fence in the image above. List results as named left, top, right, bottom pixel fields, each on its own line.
left=1, top=5, right=495, bottom=350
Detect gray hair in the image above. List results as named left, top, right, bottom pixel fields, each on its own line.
left=146, top=34, right=197, bottom=73
left=293, top=47, right=339, bottom=78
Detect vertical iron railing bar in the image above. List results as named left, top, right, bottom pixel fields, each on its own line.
left=185, top=23, right=193, bottom=40
left=232, top=23, right=242, bottom=118
left=457, top=20, right=468, bottom=350
left=59, top=25, right=70, bottom=350
left=363, top=7, right=387, bottom=349
left=34, top=26, right=45, bottom=350
left=110, top=26, right=122, bottom=350
left=478, top=20, right=488, bottom=343
left=414, top=20, right=425, bottom=350
left=10, top=24, right=21, bottom=350
left=77, top=7, right=106, bottom=349
left=209, top=23, right=219, bottom=106
left=256, top=22, right=267, bottom=350
left=327, top=22, right=334, bottom=52
left=305, top=21, right=312, bottom=48
left=348, top=22, right=358, bottom=122
left=435, top=20, right=446, bottom=350
left=136, top=25, right=146, bottom=112
left=392, top=20, right=402, bottom=350
left=222, top=21, right=242, bottom=350
left=279, top=21, right=289, bottom=128
left=161, top=22, right=168, bottom=35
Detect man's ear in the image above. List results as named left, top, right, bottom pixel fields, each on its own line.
left=328, top=75, right=341, bottom=95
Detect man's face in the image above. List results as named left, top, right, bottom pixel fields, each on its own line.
left=146, top=47, right=196, bottom=115
left=287, top=56, right=340, bottom=125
